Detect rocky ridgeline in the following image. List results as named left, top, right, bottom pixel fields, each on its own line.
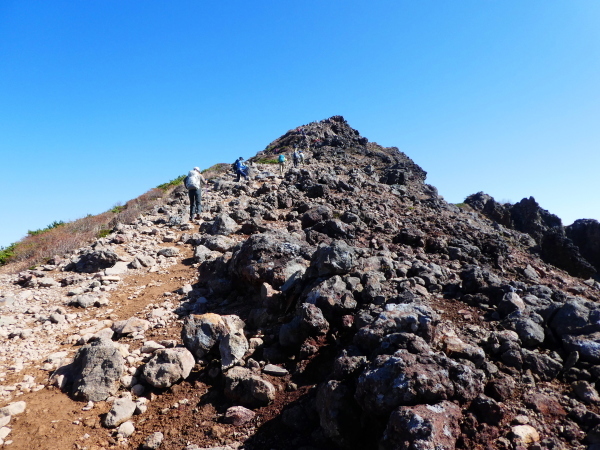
left=1, top=115, right=600, bottom=449
left=464, top=193, right=600, bottom=279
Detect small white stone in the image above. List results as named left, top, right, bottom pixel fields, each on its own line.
left=82, top=401, right=94, bottom=411
left=0, top=427, right=11, bottom=440
left=512, top=425, right=540, bottom=445
left=117, top=420, right=135, bottom=438
left=0, top=401, right=26, bottom=417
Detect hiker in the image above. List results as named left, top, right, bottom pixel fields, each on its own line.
left=184, top=167, right=206, bottom=221
left=233, top=157, right=249, bottom=182
left=292, top=147, right=300, bottom=168
left=278, top=153, right=286, bottom=176
left=298, top=149, right=305, bottom=165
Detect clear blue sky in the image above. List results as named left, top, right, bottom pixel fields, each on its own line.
left=1, top=1, right=599, bottom=248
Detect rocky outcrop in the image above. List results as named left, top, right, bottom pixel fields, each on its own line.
left=567, top=218, right=600, bottom=273
left=3, top=115, right=600, bottom=450
left=465, top=192, right=596, bottom=278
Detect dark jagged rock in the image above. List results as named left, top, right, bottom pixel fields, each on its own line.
left=380, top=401, right=462, bottom=450
left=228, top=230, right=313, bottom=289
left=567, top=219, right=600, bottom=273
left=160, top=116, right=600, bottom=449
left=65, top=246, right=119, bottom=273
left=465, top=192, right=596, bottom=278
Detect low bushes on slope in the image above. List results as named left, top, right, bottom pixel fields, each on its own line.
left=1, top=163, right=237, bottom=272
left=0, top=187, right=166, bottom=273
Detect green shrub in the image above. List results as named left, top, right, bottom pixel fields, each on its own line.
left=97, top=229, right=112, bottom=238
left=110, top=204, right=126, bottom=214
left=157, top=175, right=186, bottom=191
left=2, top=188, right=165, bottom=273
left=0, top=243, right=17, bottom=266
left=27, top=220, right=65, bottom=236
left=256, top=158, right=279, bottom=164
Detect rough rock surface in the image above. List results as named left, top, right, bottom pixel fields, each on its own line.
left=67, top=338, right=125, bottom=402
left=1, top=115, right=600, bottom=450
left=141, top=347, right=195, bottom=388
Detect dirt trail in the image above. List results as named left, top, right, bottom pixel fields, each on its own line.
left=3, top=243, right=197, bottom=448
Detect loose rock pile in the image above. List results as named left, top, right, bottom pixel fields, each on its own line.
left=2, top=115, right=600, bottom=450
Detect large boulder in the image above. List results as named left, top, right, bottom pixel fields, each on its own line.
left=562, top=333, right=600, bottom=363
left=302, top=275, right=357, bottom=319
left=112, top=318, right=151, bottom=336
left=355, top=351, right=483, bottom=418
left=466, top=194, right=596, bottom=278
left=219, top=316, right=249, bottom=370
left=460, top=265, right=502, bottom=296
left=102, top=396, right=137, bottom=428
left=223, top=366, right=276, bottom=407
left=67, top=247, right=119, bottom=273
left=549, top=298, right=600, bottom=337
left=354, top=304, right=438, bottom=352
left=279, top=303, right=330, bottom=347
left=200, top=235, right=236, bottom=253
left=308, top=240, right=357, bottom=278
left=379, top=401, right=463, bottom=450
left=210, top=213, right=240, bottom=236
left=182, top=313, right=248, bottom=370
left=181, top=313, right=228, bottom=359
left=464, top=192, right=512, bottom=228
left=229, top=230, right=313, bottom=289
left=141, top=347, right=195, bottom=388
left=301, top=205, right=333, bottom=229
left=68, top=339, right=125, bottom=402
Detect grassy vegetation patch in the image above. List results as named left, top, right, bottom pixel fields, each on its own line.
left=0, top=243, right=17, bottom=266
left=27, top=220, right=65, bottom=236
left=256, top=158, right=279, bottom=164
left=110, top=204, right=126, bottom=214
left=157, top=175, right=186, bottom=191
left=97, top=229, right=112, bottom=238
left=1, top=187, right=167, bottom=273
left=202, top=163, right=232, bottom=179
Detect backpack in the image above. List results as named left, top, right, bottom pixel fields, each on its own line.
left=278, top=154, right=286, bottom=163
left=184, top=174, right=200, bottom=190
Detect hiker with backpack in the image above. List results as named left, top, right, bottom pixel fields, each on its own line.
left=298, top=149, right=305, bottom=165
left=233, top=157, right=249, bottom=182
left=184, top=167, right=206, bottom=221
left=292, top=147, right=300, bottom=168
left=278, top=153, right=286, bottom=176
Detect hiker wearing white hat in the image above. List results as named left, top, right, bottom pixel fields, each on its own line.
left=184, top=167, right=206, bottom=221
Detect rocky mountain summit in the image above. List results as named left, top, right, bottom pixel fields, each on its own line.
left=1, top=115, right=600, bottom=449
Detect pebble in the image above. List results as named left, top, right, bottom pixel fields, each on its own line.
left=117, top=421, right=135, bottom=438
left=511, top=425, right=540, bottom=445
left=82, top=401, right=94, bottom=411
left=142, top=431, right=164, bottom=449
left=263, top=364, right=288, bottom=376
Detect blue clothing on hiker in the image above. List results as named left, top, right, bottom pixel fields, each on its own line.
left=234, top=159, right=249, bottom=181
